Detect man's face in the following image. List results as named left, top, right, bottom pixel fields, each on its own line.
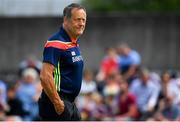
left=118, top=47, right=130, bottom=56
left=119, top=82, right=128, bottom=93
left=64, top=8, right=86, bottom=38
left=141, top=73, right=149, bottom=84
left=162, top=73, right=170, bottom=83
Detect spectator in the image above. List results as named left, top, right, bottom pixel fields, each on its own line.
left=149, top=72, right=161, bottom=91
left=80, top=107, right=92, bottom=121
left=16, top=68, right=39, bottom=121
left=96, top=47, right=119, bottom=82
left=104, top=94, right=117, bottom=119
left=117, top=43, right=141, bottom=84
left=115, top=79, right=139, bottom=121
left=19, top=55, right=42, bottom=77
left=0, top=80, right=8, bottom=112
left=102, top=74, right=122, bottom=119
left=91, top=92, right=108, bottom=120
left=158, top=71, right=172, bottom=102
left=77, top=69, right=97, bottom=120
left=77, top=92, right=108, bottom=121
left=158, top=71, right=180, bottom=116
left=81, top=69, right=97, bottom=94
left=168, top=78, right=180, bottom=109
left=130, top=68, right=159, bottom=120
left=154, top=96, right=180, bottom=121
left=6, top=83, right=28, bottom=118
left=103, top=74, right=120, bottom=97
left=76, top=92, right=96, bottom=120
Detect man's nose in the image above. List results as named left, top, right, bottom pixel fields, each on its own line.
left=79, top=20, right=85, bottom=26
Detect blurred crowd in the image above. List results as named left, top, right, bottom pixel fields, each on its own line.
left=0, top=43, right=180, bottom=121
left=0, top=56, right=42, bottom=121
left=77, top=43, right=180, bottom=121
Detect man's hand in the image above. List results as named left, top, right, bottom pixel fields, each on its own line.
left=53, top=99, right=65, bottom=115
left=40, top=63, right=65, bottom=115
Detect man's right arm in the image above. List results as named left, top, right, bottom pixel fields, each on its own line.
left=40, top=62, right=64, bottom=115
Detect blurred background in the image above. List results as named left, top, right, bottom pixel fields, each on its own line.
left=0, top=0, right=180, bottom=121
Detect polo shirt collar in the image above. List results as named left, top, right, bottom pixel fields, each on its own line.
left=59, top=26, right=79, bottom=44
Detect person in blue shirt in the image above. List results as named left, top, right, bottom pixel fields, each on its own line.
left=0, top=80, right=7, bottom=111
left=117, top=43, right=141, bottom=84
left=16, top=68, right=39, bottom=121
left=38, top=3, right=86, bottom=121
left=130, top=68, right=159, bottom=120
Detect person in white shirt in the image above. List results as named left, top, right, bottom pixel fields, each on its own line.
left=81, top=69, right=97, bottom=94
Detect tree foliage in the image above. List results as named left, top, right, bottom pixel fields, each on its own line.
left=81, top=0, right=180, bottom=13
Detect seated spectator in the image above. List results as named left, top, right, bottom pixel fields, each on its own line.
left=158, top=71, right=180, bottom=109
left=81, top=69, right=97, bottom=94
left=115, top=80, right=139, bottom=121
left=102, top=74, right=123, bottom=119
left=80, top=107, right=92, bottom=121
left=16, top=68, right=39, bottom=121
left=154, top=96, right=180, bottom=121
left=158, top=71, right=172, bottom=102
left=149, top=72, right=161, bottom=91
left=168, top=78, right=180, bottom=107
left=104, top=94, right=117, bottom=119
left=130, top=68, right=159, bottom=120
left=117, top=43, right=141, bottom=84
left=96, top=47, right=119, bottom=82
left=6, top=83, right=28, bottom=118
left=18, top=55, right=42, bottom=77
left=76, top=92, right=96, bottom=120
left=103, top=74, right=120, bottom=97
left=91, top=92, right=108, bottom=121
left=77, top=92, right=108, bottom=121
left=0, top=80, right=8, bottom=112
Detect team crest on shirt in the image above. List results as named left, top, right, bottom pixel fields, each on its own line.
left=71, top=51, right=76, bottom=56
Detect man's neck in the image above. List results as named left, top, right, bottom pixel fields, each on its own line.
left=63, top=24, right=78, bottom=43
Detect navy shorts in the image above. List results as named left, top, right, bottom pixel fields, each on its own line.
left=38, top=92, right=81, bottom=121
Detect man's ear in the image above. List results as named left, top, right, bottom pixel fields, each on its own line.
left=63, top=16, right=69, bottom=25
left=63, top=17, right=66, bottom=23
left=63, top=16, right=66, bottom=22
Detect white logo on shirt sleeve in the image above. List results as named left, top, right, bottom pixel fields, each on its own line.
left=71, top=51, right=76, bottom=56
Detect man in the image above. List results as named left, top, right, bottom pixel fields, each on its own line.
left=117, top=43, right=141, bottom=84
left=17, top=68, right=39, bottom=120
left=38, top=3, right=86, bottom=120
left=96, top=47, right=119, bottom=82
left=130, top=68, right=159, bottom=120
left=116, top=79, right=139, bottom=121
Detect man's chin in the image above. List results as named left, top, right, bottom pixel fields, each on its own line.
left=76, top=32, right=83, bottom=36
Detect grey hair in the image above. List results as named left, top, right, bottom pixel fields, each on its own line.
left=63, top=3, right=86, bottom=18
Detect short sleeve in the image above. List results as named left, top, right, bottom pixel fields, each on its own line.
left=43, top=47, right=60, bottom=67
left=130, top=51, right=141, bottom=65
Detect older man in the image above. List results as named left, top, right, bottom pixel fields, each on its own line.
left=38, top=3, right=86, bottom=120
